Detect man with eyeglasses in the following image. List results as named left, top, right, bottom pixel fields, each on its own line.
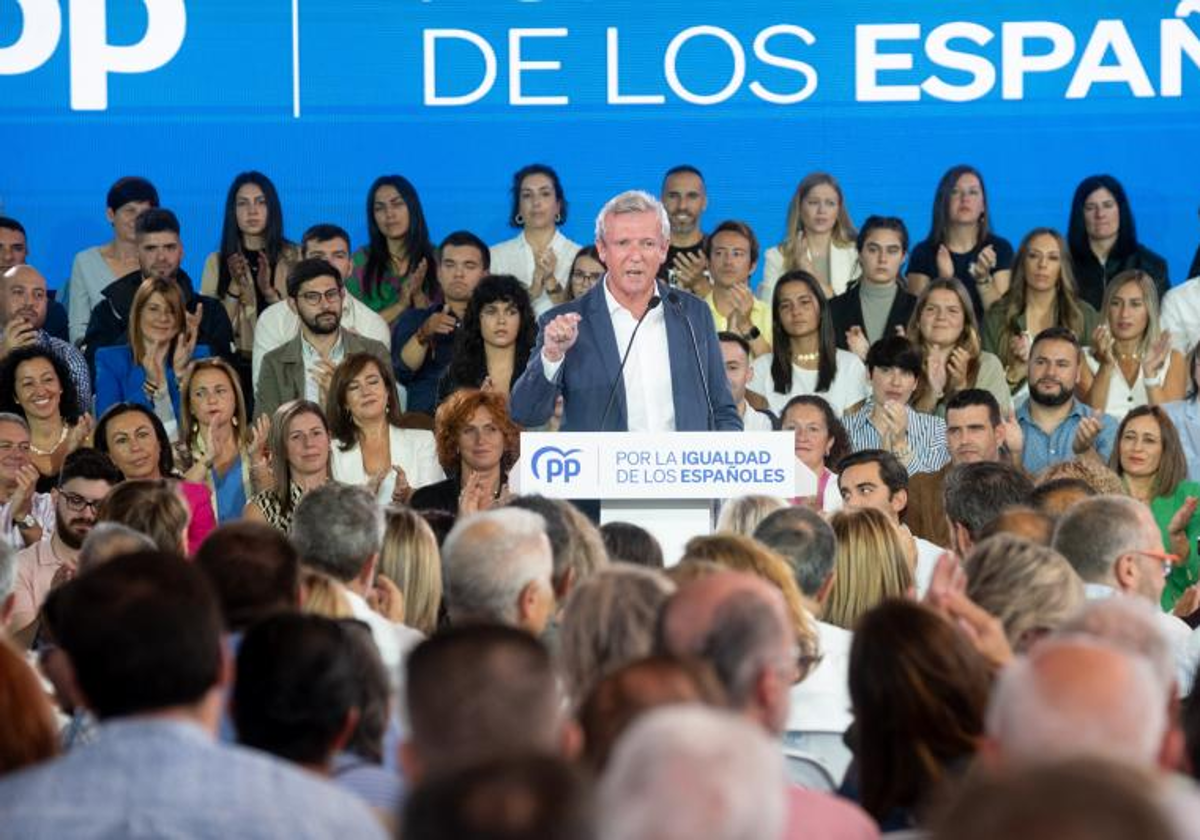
left=0, top=413, right=52, bottom=550
left=7, top=448, right=122, bottom=646
left=254, top=258, right=390, bottom=420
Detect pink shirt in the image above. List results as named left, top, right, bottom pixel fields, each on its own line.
left=9, top=540, right=69, bottom=634
left=180, top=481, right=217, bottom=556
left=784, top=786, right=880, bottom=840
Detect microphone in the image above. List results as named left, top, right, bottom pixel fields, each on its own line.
left=599, top=294, right=662, bottom=431
left=667, top=291, right=715, bottom=431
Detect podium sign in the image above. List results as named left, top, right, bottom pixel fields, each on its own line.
left=519, top=432, right=795, bottom=500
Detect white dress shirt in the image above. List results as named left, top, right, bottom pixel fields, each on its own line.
left=300, top=334, right=346, bottom=404
left=345, top=588, right=424, bottom=692
left=251, top=296, right=391, bottom=390
left=1160, top=276, right=1200, bottom=354
left=489, top=230, right=581, bottom=317
left=1, top=492, right=54, bottom=549
left=741, top=404, right=775, bottom=431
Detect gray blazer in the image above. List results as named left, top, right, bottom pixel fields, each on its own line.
left=255, top=330, right=390, bottom=419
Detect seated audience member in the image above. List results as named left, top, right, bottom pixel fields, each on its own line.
left=193, top=522, right=300, bottom=633
left=762, top=172, right=861, bottom=303
left=440, top=507, right=555, bottom=635
left=299, top=569, right=353, bottom=619
left=490, top=164, right=581, bottom=315
left=392, top=231, right=489, bottom=415
left=824, top=508, right=913, bottom=630
left=290, top=483, right=422, bottom=679
left=780, top=395, right=850, bottom=511
left=401, top=624, right=577, bottom=783
left=1059, top=596, right=1178, bottom=703
left=179, top=358, right=271, bottom=523
left=983, top=227, right=1100, bottom=398
left=842, top=336, right=950, bottom=475
left=0, top=346, right=93, bottom=491
left=1163, top=341, right=1200, bottom=482
left=410, top=389, right=520, bottom=516
left=1085, top=270, right=1185, bottom=417
left=244, top=400, right=331, bottom=532
left=906, top=164, right=1013, bottom=319
left=327, top=352, right=442, bottom=503
left=0, top=553, right=386, bottom=838
left=0, top=638, right=59, bottom=776
left=566, top=244, right=605, bottom=300
left=719, top=332, right=775, bottom=430
left=82, top=208, right=233, bottom=369
left=252, top=224, right=391, bottom=390
left=703, top=220, right=772, bottom=356
left=1052, top=495, right=1200, bottom=692
left=66, top=176, right=158, bottom=343
left=841, top=600, right=990, bottom=832
left=77, top=522, right=155, bottom=571
left=350, top=175, right=439, bottom=324
left=908, top=277, right=1012, bottom=416
left=94, top=277, right=209, bottom=439
left=1037, top=455, right=1125, bottom=494
left=1110, top=405, right=1200, bottom=610
left=255, top=258, right=391, bottom=420
left=0, top=264, right=92, bottom=408
left=1031, top=476, right=1096, bottom=515
left=906, top=388, right=1009, bottom=547
left=506, top=494, right=608, bottom=606
left=838, top=449, right=945, bottom=594
left=599, top=521, right=664, bottom=568
left=0, top=414, right=52, bottom=548
left=1016, top=326, right=1118, bottom=473
left=932, top=760, right=1177, bottom=840
left=403, top=755, right=594, bottom=840
left=0, top=217, right=26, bottom=272
left=437, top=274, right=537, bottom=402
left=94, top=403, right=216, bottom=551
left=942, top=460, right=1035, bottom=557
left=657, top=165, right=709, bottom=292
left=557, top=564, right=675, bottom=707
left=715, top=494, right=786, bottom=537
left=829, top=216, right=916, bottom=358
left=97, top=479, right=190, bottom=556
left=963, top=534, right=1084, bottom=652
left=756, top=271, right=869, bottom=418
left=1163, top=274, right=1200, bottom=357
left=8, top=449, right=120, bottom=644
left=976, top=506, right=1057, bottom=545
left=1068, top=173, right=1169, bottom=311
left=378, top=506, right=443, bottom=635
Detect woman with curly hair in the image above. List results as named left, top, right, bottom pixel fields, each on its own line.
left=437, top=274, right=537, bottom=403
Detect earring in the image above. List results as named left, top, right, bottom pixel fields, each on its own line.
left=231, top=416, right=238, bottom=428
left=555, top=212, right=562, bottom=224
left=515, top=213, right=524, bottom=225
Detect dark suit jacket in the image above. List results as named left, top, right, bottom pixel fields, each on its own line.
left=510, top=280, right=741, bottom=431
left=829, top=282, right=917, bottom=350
left=254, top=330, right=391, bottom=419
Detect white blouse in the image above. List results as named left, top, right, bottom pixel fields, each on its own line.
left=752, top=349, right=870, bottom=416
left=758, top=241, right=862, bottom=305
left=489, top=229, right=581, bottom=317
left=1084, top=350, right=1173, bottom=421
left=329, top=425, right=445, bottom=503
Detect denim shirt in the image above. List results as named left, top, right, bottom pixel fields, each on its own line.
left=1015, top=397, right=1117, bottom=475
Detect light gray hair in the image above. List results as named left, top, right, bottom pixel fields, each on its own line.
left=1057, top=595, right=1178, bottom=697
left=598, top=704, right=786, bottom=840
left=78, top=522, right=156, bottom=572
left=442, top=508, right=552, bottom=626
left=0, top=541, right=16, bottom=601
left=0, top=412, right=30, bottom=433
left=594, top=190, right=671, bottom=244
left=1051, top=495, right=1154, bottom=584
left=290, top=483, right=384, bottom=582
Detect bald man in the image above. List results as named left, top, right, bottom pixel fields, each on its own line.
left=0, top=265, right=92, bottom=407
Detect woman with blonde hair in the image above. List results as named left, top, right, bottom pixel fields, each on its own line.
left=299, top=569, right=353, bottom=619
left=96, top=478, right=191, bottom=556
left=760, top=173, right=860, bottom=303
left=825, top=507, right=913, bottom=630
left=243, top=400, right=331, bottom=533
left=379, top=506, right=443, bottom=635
left=715, top=495, right=787, bottom=537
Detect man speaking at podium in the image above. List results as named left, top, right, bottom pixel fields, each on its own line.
left=511, top=190, right=741, bottom=432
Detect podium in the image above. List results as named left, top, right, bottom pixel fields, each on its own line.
left=519, top=431, right=806, bottom=565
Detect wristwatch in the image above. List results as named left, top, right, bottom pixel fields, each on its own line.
left=745, top=326, right=762, bottom=341
left=17, top=514, right=36, bottom=530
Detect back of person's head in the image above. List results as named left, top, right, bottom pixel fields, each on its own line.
left=825, top=507, right=912, bottom=629
left=1057, top=596, right=1176, bottom=700
left=598, top=705, right=786, bottom=840
left=0, top=638, right=58, bottom=775
left=849, top=599, right=991, bottom=823
left=753, top=505, right=837, bottom=599
left=943, top=461, right=1034, bottom=538
left=1031, top=476, right=1095, bottom=515
left=1052, top=495, right=1148, bottom=583
left=976, top=506, right=1056, bottom=545
left=986, top=635, right=1165, bottom=768
left=715, top=495, right=787, bottom=537
left=233, top=613, right=360, bottom=768
left=506, top=495, right=608, bottom=594
left=932, top=760, right=1176, bottom=840
left=964, top=534, right=1084, bottom=652
left=42, top=552, right=222, bottom=719
left=290, top=483, right=383, bottom=583
left=404, top=624, right=565, bottom=781
left=599, top=521, right=664, bottom=569
left=441, top=508, right=553, bottom=628
left=1037, top=457, right=1124, bottom=495
left=77, top=522, right=156, bottom=572
left=379, top=506, right=442, bottom=635
left=558, top=564, right=675, bottom=706
left=96, top=479, right=189, bottom=556
left=194, top=523, right=299, bottom=632
left=299, top=569, right=353, bottom=619
left=403, top=755, right=595, bottom=840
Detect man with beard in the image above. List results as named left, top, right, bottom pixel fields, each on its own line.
left=255, top=258, right=390, bottom=419
left=658, top=165, right=710, bottom=295
left=0, top=264, right=91, bottom=408
left=7, top=448, right=121, bottom=645
left=1015, top=326, right=1117, bottom=475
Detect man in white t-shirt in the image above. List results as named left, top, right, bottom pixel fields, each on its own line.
left=718, top=331, right=775, bottom=431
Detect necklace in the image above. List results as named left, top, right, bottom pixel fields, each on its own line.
left=30, top=423, right=68, bottom=456
left=793, top=351, right=820, bottom=363
left=1115, top=349, right=1142, bottom=363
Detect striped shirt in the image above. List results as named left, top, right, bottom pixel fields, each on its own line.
left=842, top=401, right=949, bottom=475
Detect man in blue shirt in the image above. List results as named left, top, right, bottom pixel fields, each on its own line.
left=1016, top=326, right=1117, bottom=475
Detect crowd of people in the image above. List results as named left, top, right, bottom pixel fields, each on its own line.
left=3, top=163, right=1200, bottom=837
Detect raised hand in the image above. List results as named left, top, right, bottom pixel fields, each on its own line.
left=0, top=316, right=36, bottom=359
left=672, top=251, right=708, bottom=291
left=1091, top=323, right=1115, bottom=366
left=390, top=465, right=412, bottom=505
left=226, top=252, right=254, bottom=299
left=936, top=244, right=955, bottom=280
left=542, top=312, right=582, bottom=363
left=969, top=244, right=997, bottom=283
left=312, top=359, right=336, bottom=404
left=1000, top=409, right=1024, bottom=458
left=368, top=573, right=406, bottom=623
left=1143, top=331, right=1172, bottom=381
left=1009, top=331, right=1031, bottom=364
left=1072, top=415, right=1103, bottom=455
left=421, top=306, right=458, bottom=341
left=458, top=470, right=491, bottom=516
left=10, top=463, right=40, bottom=519
left=926, top=347, right=949, bottom=397
left=248, top=414, right=271, bottom=462
left=1167, top=496, right=1198, bottom=560
left=408, top=258, right=431, bottom=310
left=845, top=326, right=870, bottom=361
left=173, top=304, right=202, bottom=377
left=946, top=346, right=972, bottom=392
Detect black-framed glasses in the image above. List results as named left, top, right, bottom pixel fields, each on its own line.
left=570, top=269, right=604, bottom=285
left=59, top=491, right=103, bottom=514
left=297, top=288, right=342, bottom=306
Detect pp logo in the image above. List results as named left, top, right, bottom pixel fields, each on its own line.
left=531, top=446, right=582, bottom=484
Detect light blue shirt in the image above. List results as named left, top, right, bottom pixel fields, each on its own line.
left=1163, top=399, right=1200, bottom=483
left=1015, top=397, right=1117, bottom=475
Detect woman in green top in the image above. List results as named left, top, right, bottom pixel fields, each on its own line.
left=982, top=228, right=1099, bottom=397
left=348, top=175, right=439, bottom=325
left=1110, top=404, right=1200, bottom=612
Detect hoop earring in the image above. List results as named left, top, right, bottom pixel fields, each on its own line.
left=555, top=212, right=562, bottom=224
left=515, top=213, right=524, bottom=225
left=231, top=415, right=238, bottom=428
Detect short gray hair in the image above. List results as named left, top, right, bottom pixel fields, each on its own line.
left=78, top=522, right=156, bottom=572
left=598, top=705, right=786, bottom=840
left=442, top=508, right=552, bottom=626
left=1058, top=596, right=1177, bottom=697
left=1052, top=495, right=1153, bottom=583
left=594, top=190, right=670, bottom=244
left=0, top=541, right=16, bottom=601
left=0, top=412, right=30, bottom=433
left=290, top=483, right=384, bottom=582
left=753, top=506, right=836, bottom=597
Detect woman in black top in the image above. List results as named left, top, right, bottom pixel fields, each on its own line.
left=437, top=275, right=537, bottom=404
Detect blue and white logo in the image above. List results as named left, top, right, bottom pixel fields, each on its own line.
left=530, top=446, right=583, bottom=484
